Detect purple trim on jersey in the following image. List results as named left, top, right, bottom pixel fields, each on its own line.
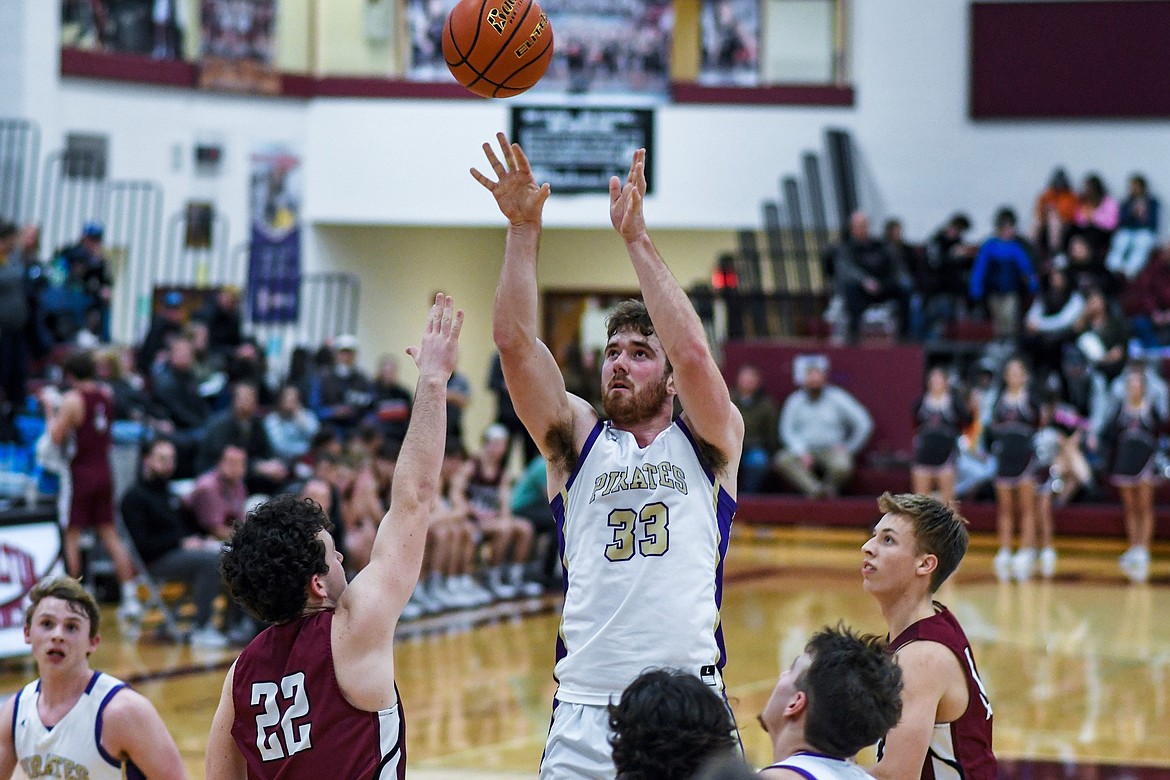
left=95, top=679, right=126, bottom=768
left=713, top=491, right=734, bottom=670
left=551, top=491, right=570, bottom=671
left=769, top=766, right=817, bottom=780
left=84, top=670, right=100, bottom=693
left=10, top=687, right=22, bottom=743
left=768, top=752, right=850, bottom=779
left=539, top=697, right=561, bottom=770
left=675, top=417, right=716, bottom=484
left=565, top=420, right=605, bottom=493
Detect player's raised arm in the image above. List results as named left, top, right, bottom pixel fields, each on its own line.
left=609, top=149, right=744, bottom=484
left=473, top=133, right=597, bottom=477
left=332, top=293, right=462, bottom=708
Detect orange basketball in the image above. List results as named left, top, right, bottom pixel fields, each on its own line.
left=442, top=0, right=554, bottom=99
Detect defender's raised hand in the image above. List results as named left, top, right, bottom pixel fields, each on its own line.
left=407, top=293, right=464, bottom=380
left=471, top=132, right=551, bottom=227
left=609, top=148, right=648, bottom=242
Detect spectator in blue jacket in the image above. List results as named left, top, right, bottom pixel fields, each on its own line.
left=1106, top=174, right=1160, bottom=281
left=970, top=208, right=1038, bottom=340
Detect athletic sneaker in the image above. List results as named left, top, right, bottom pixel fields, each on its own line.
left=1012, top=548, right=1037, bottom=581
left=1125, top=547, right=1151, bottom=583
left=116, top=598, right=143, bottom=623
left=993, top=548, right=1012, bottom=582
left=188, top=626, right=230, bottom=648
left=487, top=567, right=518, bottom=600
left=1039, top=547, right=1057, bottom=578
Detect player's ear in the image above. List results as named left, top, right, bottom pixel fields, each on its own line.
left=917, top=552, right=938, bottom=579
left=784, top=690, right=808, bottom=719
left=307, top=573, right=329, bottom=601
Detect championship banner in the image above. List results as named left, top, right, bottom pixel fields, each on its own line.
left=511, top=106, right=654, bottom=194
left=199, top=0, right=280, bottom=94
left=248, top=147, right=301, bottom=324
left=698, top=0, right=761, bottom=86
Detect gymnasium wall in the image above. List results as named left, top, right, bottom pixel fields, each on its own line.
left=9, top=0, right=1170, bottom=439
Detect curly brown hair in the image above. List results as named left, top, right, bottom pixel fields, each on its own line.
left=608, top=669, right=738, bottom=780
left=220, top=494, right=334, bottom=624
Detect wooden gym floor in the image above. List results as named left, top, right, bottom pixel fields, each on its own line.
left=2, top=525, right=1168, bottom=779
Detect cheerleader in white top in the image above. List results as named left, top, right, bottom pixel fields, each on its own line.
left=757, top=626, right=903, bottom=780
left=0, top=577, right=186, bottom=780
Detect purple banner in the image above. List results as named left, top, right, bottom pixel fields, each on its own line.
left=249, top=147, right=301, bottom=324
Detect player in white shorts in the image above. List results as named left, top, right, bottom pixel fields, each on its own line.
left=475, top=134, right=745, bottom=779
left=0, top=576, right=186, bottom=779
left=758, top=625, right=903, bottom=780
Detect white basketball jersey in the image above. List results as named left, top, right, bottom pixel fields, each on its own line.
left=551, top=419, right=736, bottom=705
left=764, top=752, right=872, bottom=779
left=11, top=671, right=142, bottom=780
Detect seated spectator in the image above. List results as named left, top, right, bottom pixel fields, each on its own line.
left=1032, top=167, right=1079, bottom=258
left=303, top=334, right=373, bottom=436
left=95, top=347, right=166, bottom=430
left=731, top=363, right=779, bottom=493
left=340, top=439, right=398, bottom=574
left=196, top=381, right=288, bottom=494
left=0, top=220, right=29, bottom=439
left=452, top=423, right=541, bottom=598
left=409, top=440, right=491, bottom=611
left=1021, top=264, right=1084, bottom=380
left=911, top=365, right=971, bottom=506
left=185, top=444, right=248, bottom=540
left=1107, top=174, right=1160, bottom=282
left=192, top=285, right=242, bottom=360
left=136, top=291, right=185, bottom=375
left=264, top=384, right=319, bottom=461
left=969, top=208, right=1038, bottom=341
left=826, top=211, right=911, bottom=343
left=51, top=221, right=112, bottom=342
left=1064, top=232, right=1110, bottom=294
left=223, top=338, right=273, bottom=406
left=1074, top=287, right=1128, bottom=384
left=920, top=212, right=976, bottom=339
left=1123, top=244, right=1170, bottom=348
left=1074, top=173, right=1120, bottom=260
left=152, top=336, right=212, bottom=473
left=510, top=454, right=558, bottom=589
left=607, top=669, right=739, bottom=780
left=120, top=438, right=233, bottom=647
left=758, top=625, right=903, bottom=780
left=368, top=353, right=412, bottom=444
left=773, top=356, right=873, bottom=498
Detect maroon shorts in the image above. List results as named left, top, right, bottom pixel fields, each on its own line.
left=69, top=468, right=115, bottom=529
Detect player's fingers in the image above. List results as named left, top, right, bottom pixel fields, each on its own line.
left=482, top=142, right=506, bottom=176
left=537, top=183, right=552, bottom=206
left=469, top=167, right=496, bottom=191
left=635, top=151, right=648, bottom=192
left=609, top=176, right=621, bottom=203
left=451, top=309, right=465, bottom=340
left=405, top=345, right=420, bottom=365
left=498, top=133, right=517, bottom=170
left=513, top=143, right=532, bottom=175
left=439, top=294, right=454, bottom=333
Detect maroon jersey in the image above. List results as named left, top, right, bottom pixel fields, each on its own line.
left=879, top=604, right=996, bottom=780
left=231, top=611, right=406, bottom=779
left=71, top=386, right=113, bottom=474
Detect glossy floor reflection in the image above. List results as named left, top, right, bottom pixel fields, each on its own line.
left=1, top=526, right=1167, bottom=778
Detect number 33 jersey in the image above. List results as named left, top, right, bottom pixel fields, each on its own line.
left=231, top=611, right=406, bottom=779
left=550, top=418, right=737, bottom=705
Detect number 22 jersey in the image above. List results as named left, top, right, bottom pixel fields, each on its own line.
left=550, top=418, right=737, bottom=705
left=231, top=611, right=405, bottom=779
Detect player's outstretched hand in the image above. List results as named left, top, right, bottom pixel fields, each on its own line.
left=470, top=132, right=551, bottom=227
left=407, top=293, right=463, bottom=381
left=609, top=148, right=648, bottom=242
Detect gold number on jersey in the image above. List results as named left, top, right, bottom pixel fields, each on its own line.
left=604, top=503, right=670, bottom=562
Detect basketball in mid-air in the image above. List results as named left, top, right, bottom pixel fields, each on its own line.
left=443, top=0, right=554, bottom=99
